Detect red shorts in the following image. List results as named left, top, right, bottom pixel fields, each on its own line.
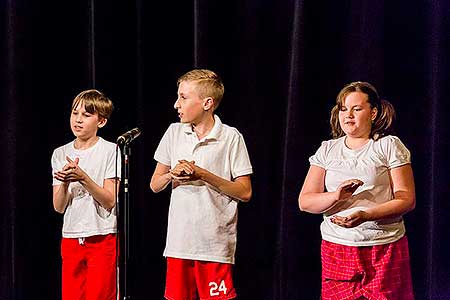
left=165, top=257, right=237, bottom=300
left=61, top=234, right=117, bottom=300
left=321, top=236, right=414, bottom=300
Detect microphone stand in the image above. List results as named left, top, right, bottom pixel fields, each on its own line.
left=121, top=142, right=132, bottom=300
left=116, top=128, right=140, bottom=300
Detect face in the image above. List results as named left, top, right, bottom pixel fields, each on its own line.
left=70, top=101, right=106, bottom=140
left=338, top=91, right=377, bottom=138
left=174, top=81, right=213, bottom=124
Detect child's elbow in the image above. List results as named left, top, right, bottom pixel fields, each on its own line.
left=298, top=201, right=305, bottom=212
left=104, top=202, right=116, bottom=211
left=408, top=195, right=416, bottom=212
left=298, top=195, right=307, bottom=212
left=54, top=205, right=65, bottom=214
left=149, top=182, right=160, bottom=193
left=239, top=190, right=252, bottom=202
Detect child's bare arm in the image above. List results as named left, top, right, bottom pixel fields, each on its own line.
left=150, top=162, right=172, bottom=193
left=174, top=160, right=252, bottom=202
left=53, top=183, right=71, bottom=213
left=204, top=173, right=252, bottom=202
left=298, top=165, right=363, bottom=213
left=81, top=176, right=119, bottom=210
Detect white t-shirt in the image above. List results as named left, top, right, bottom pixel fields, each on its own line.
left=51, top=137, right=121, bottom=238
left=154, top=115, right=253, bottom=264
left=309, top=135, right=411, bottom=246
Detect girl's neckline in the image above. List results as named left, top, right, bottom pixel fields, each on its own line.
left=343, top=136, right=372, bottom=151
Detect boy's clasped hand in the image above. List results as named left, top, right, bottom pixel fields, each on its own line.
left=54, top=156, right=85, bottom=183
left=170, top=160, right=201, bottom=181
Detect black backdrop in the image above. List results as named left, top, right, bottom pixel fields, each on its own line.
left=2, top=1, right=450, bottom=299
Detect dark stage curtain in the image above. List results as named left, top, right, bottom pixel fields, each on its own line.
left=2, top=1, right=450, bottom=299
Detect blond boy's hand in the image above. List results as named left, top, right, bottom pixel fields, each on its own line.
left=170, top=160, right=203, bottom=181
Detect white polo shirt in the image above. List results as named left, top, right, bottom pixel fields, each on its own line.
left=154, top=115, right=253, bottom=264
left=309, top=135, right=411, bottom=246
left=51, top=137, right=121, bottom=238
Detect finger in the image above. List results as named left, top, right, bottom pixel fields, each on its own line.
left=331, top=216, right=344, bottom=223
left=55, top=170, right=70, bottom=177
left=171, top=174, right=191, bottom=181
left=74, top=157, right=79, bottom=165
left=175, top=163, right=193, bottom=174
left=332, top=216, right=351, bottom=227
left=171, top=168, right=188, bottom=176
left=331, top=219, right=346, bottom=227
left=343, top=183, right=360, bottom=193
left=340, top=181, right=355, bottom=190
left=333, top=216, right=346, bottom=223
left=350, top=179, right=363, bottom=187
left=344, top=215, right=356, bottom=222
left=349, top=181, right=360, bottom=188
left=182, top=165, right=194, bottom=174
left=54, top=174, right=69, bottom=182
left=66, top=156, right=74, bottom=163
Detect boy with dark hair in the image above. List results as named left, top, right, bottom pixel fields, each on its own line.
left=52, top=89, right=121, bottom=300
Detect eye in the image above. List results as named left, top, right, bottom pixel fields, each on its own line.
left=83, top=113, right=92, bottom=117
left=339, top=107, right=347, bottom=111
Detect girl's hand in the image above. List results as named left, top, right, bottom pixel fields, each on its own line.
left=331, top=210, right=370, bottom=228
left=335, top=179, right=364, bottom=201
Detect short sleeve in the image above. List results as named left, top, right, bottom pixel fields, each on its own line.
left=382, top=136, right=411, bottom=168
left=229, top=133, right=253, bottom=179
left=309, top=141, right=328, bottom=169
left=51, top=149, right=63, bottom=186
left=154, top=125, right=173, bottom=167
left=105, top=144, right=122, bottom=180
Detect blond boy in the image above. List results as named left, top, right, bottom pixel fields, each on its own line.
left=150, top=69, right=253, bottom=300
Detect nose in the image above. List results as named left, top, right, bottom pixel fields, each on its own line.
left=174, top=98, right=180, bottom=109
left=76, top=114, right=83, bottom=122
left=346, top=109, right=354, bottom=118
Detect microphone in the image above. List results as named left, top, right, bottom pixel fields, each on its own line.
left=117, top=128, right=141, bottom=144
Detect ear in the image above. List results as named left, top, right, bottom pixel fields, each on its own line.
left=98, top=118, right=108, bottom=128
left=203, top=97, right=214, bottom=111
left=371, top=107, right=378, bottom=121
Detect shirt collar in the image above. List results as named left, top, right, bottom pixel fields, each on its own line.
left=182, top=114, right=222, bottom=141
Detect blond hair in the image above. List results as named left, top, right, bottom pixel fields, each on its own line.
left=177, top=69, right=224, bottom=110
left=330, top=81, right=395, bottom=140
left=72, top=89, right=114, bottom=120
